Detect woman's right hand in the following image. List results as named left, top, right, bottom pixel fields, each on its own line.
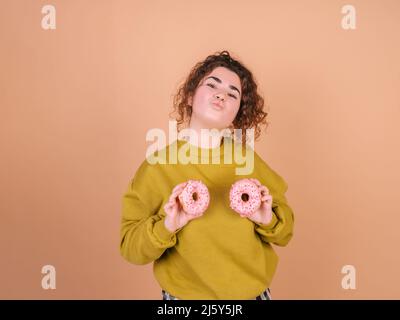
left=163, top=182, right=203, bottom=233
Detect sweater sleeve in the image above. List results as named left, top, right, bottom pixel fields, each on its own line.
left=119, top=161, right=182, bottom=265
left=253, top=153, right=295, bottom=247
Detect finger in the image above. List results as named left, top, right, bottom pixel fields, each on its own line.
left=171, top=188, right=181, bottom=196
left=172, top=183, right=187, bottom=193
left=169, top=193, right=180, bottom=203
left=171, top=187, right=186, bottom=199
left=168, top=198, right=178, bottom=205
left=169, top=199, right=179, bottom=210
left=171, top=186, right=186, bottom=197
left=164, top=202, right=176, bottom=216
left=164, top=201, right=172, bottom=209
left=261, top=195, right=272, bottom=202
left=260, top=185, right=269, bottom=195
left=172, top=187, right=187, bottom=199
left=164, top=200, right=176, bottom=210
left=171, top=184, right=181, bottom=194
left=179, top=181, right=189, bottom=187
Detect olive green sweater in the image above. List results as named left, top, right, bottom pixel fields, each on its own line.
left=120, top=137, right=294, bottom=299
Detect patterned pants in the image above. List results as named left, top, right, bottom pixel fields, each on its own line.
left=162, top=288, right=272, bottom=300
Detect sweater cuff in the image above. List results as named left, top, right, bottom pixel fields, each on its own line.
left=153, top=216, right=182, bottom=242
left=254, top=210, right=279, bottom=231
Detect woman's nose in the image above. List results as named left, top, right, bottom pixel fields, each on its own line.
left=215, top=93, right=226, bottom=100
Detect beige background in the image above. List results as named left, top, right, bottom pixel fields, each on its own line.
left=1, top=0, right=399, bottom=299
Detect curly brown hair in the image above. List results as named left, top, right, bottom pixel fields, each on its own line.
left=169, top=50, right=269, bottom=144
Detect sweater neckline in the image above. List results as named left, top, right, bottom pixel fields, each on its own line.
left=175, top=136, right=233, bottom=163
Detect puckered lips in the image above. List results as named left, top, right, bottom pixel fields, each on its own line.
left=211, top=100, right=224, bottom=110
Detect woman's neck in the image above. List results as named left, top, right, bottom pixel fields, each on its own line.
left=183, top=125, right=224, bottom=149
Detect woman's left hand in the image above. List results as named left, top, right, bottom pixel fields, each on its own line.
left=246, top=178, right=273, bottom=225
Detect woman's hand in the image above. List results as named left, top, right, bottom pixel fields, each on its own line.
left=163, top=182, right=204, bottom=232
left=246, top=178, right=274, bottom=225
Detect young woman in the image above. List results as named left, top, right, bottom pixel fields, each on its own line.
left=120, top=50, right=295, bottom=300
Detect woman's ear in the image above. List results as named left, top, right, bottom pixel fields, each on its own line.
left=188, top=95, right=193, bottom=106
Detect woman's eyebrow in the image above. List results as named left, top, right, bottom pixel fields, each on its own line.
left=205, top=76, right=241, bottom=95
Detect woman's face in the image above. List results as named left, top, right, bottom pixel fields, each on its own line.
left=188, top=66, right=242, bottom=131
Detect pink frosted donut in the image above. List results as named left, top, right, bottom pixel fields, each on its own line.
left=178, top=180, right=210, bottom=217
left=229, top=179, right=262, bottom=217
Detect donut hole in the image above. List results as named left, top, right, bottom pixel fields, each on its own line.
left=241, top=193, right=249, bottom=202
left=192, top=192, right=198, bottom=201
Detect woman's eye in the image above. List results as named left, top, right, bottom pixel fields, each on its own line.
left=207, top=83, right=237, bottom=99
